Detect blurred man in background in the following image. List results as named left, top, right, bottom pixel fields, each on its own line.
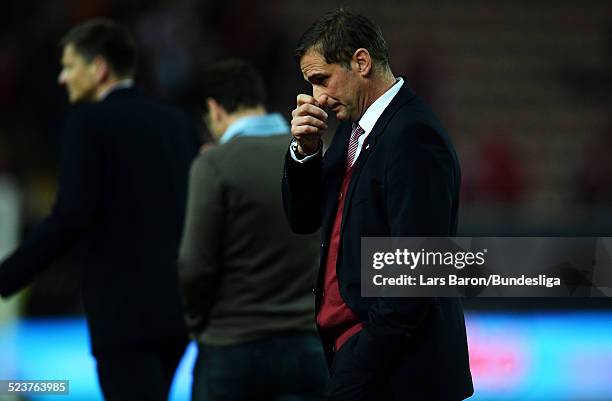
left=178, top=59, right=328, bottom=401
left=0, top=19, right=199, bottom=401
left=283, top=9, right=473, bottom=401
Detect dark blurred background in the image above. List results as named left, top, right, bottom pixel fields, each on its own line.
left=1, top=1, right=612, bottom=400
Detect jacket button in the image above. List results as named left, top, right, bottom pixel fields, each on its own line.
left=321, top=243, right=325, bottom=248
left=311, top=287, right=316, bottom=294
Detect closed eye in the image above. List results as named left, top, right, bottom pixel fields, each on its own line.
left=308, top=74, right=328, bottom=86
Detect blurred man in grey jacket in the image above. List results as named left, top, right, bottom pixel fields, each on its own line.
left=178, top=59, right=328, bottom=401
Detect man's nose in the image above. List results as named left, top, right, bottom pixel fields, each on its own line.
left=58, top=70, right=66, bottom=85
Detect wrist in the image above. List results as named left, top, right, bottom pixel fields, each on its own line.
left=292, top=139, right=321, bottom=158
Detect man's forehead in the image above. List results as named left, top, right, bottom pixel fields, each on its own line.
left=61, top=44, right=75, bottom=61
left=62, top=44, right=85, bottom=62
left=300, top=50, right=329, bottom=77
left=63, top=43, right=76, bottom=55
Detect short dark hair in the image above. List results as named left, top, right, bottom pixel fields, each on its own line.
left=295, top=8, right=389, bottom=69
left=61, top=19, right=136, bottom=78
left=200, top=59, right=266, bottom=114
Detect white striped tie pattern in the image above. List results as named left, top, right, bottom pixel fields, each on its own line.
left=346, top=123, right=365, bottom=172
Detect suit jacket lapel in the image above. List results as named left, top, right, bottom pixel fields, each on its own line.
left=340, top=83, right=416, bottom=232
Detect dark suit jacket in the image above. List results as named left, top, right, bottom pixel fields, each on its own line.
left=283, top=83, right=474, bottom=400
left=0, top=88, right=199, bottom=356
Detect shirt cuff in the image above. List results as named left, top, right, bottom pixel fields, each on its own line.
left=289, top=139, right=321, bottom=163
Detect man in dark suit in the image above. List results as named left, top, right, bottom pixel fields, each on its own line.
left=283, top=9, right=474, bottom=401
left=178, top=59, right=328, bottom=401
left=0, top=19, right=199, bottom=401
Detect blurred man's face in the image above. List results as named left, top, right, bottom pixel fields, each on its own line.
left=58, top=44, right=98, bottom=103
left=300, top=49, right=362, bottom=121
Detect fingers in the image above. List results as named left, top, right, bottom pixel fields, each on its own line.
left=291, top=93, right=328, bottom=154
left=291, top=124, right=322, bottom=136
left=296, top=94, right=327, bottom=115
left=290, top=104, right=327, bottom=138
left=297, top=94, right=318, bottom=107
left=295, top=93, right=329, bottom=119
left=291, top=115, right=328, bottom=130
left=291, top=103, right=328, bottom=121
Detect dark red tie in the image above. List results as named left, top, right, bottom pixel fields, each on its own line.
left=346, top=123, right=365, bottom=171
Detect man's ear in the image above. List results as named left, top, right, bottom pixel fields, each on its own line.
left=206, top=98, right=225, bottom=122
left=352, top=48, right=372, bottom=77
left=91, top=56, right=110, bottom=84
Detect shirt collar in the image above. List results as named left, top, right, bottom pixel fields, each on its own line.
left=220, top=112, right=290, bottom=144
left=357, top=77, right=404, bottom=134
left=99, top=79, right=134, bottom=101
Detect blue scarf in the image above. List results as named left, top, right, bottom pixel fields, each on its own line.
left=219, top=113, right=289, bottom=144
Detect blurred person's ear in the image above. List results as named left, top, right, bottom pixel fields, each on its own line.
left=204, top=98, right=228, bottom=140
left=91, top=56, right=111, bottom=84
left=206, top=98, right=226, bottom=123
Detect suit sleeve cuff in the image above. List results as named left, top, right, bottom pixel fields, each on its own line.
left=289, top=139, right=322, bottom=163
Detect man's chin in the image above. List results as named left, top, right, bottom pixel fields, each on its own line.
left=68, top=90, right=95, bottom=104
left=68, top=93, right=82, bottom=104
